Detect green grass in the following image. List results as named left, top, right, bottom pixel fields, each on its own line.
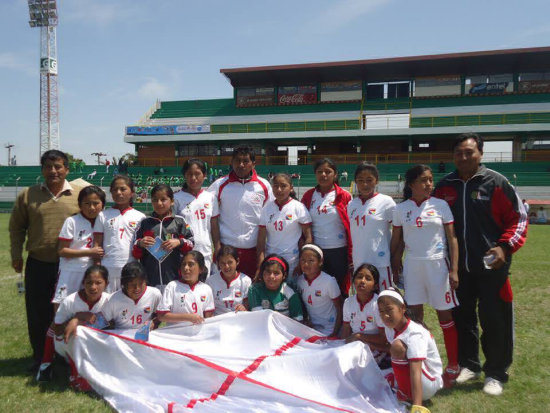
left=0, top=213, right=548, bottom=412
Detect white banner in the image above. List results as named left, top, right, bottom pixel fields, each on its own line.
left=60, top=311, right=403, bottom=413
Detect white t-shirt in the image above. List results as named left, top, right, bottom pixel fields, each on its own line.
left=174, top=189, right=219, bottom=260
left=102, top=286, right=161, bottom=329
left=54, top=291, right=110, bottom=325
left=157, top=280, right=215, bottom=317
left=385, top=319, right=443, bottom=383
left=259, top=198, right=312, bottom=259
left=309, top=189, right=347, bottom=249
left=393, top=197, right=454, bottom=260
left=58, top=213, right=98, bottom=272
left=296, top=271, right=341, bottom=335
left=95, top=207, right=146, bottom=267
left=347, top=194, right=396, bottom=268
left=206, top=271, right=252, bottom=314
left=343, top=293, right=384, bottom=334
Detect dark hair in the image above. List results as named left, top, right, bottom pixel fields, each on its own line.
left=151, top=183, right=174, bottom=200
left=260, top=254, right=289, bottom=281
left=271, top=173, right=297, bottom=200
left=40, top=150, right=69, bottom=168
left=353, top=263, right=380, bottom=294
left=354, top=162, right=379, bottom=181
left=110, top=174, right=136, bottom=193
left=453, top=133, right=484, bottom=153
left=120, top=262, right=147, bottom=287
left=83, top=264, right=109, bottom=283
left=314, top=158, right=339, bottom=186
left=403, top=164, right=432, bottom=200
left=78, top=185, right=106, bottom=207
left=181, top=159, right=207, bottom=190
left=377, top=287, right=430, bottom=331
left=232, top=145, right=255, bottom=162
left=299, top=244, right=323, bottom=262
left=182, top=250, right=208, bottom=282
left=216, top=245, right=239, bottom=262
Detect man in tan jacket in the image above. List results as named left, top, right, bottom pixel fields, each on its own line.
left=10, top=150, right=82, bottom=372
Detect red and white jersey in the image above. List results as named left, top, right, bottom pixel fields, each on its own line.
left=54, top=291, right=110, bottom=325
left=207, top=171, right=273, bottom=248
left=343, top=293, right=384, bottom=335
left=260, top=198, right=311, bottom=258
left=206, top=271, right=252, bottom=314
left=95, top=207, right=145, bottom=267
left=102, top=286, right=161, bottom=329
left=385, top=319, right=443, bottom=382
left=347, top=194, right=396, bottom=268
left=393, top=197, right=454, bottom=260
left=157, top=280, right=214, bottom=317
left=58, top=213, right=98, bottom=272
left=296, top=271, right=341, bottom=335
left=174, top=189, right=219, bottom=259
left=308, top=189, right=347, bottom=249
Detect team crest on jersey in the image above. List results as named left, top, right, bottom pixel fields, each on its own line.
left=204, top=203, right=210, bottom=209
left=109, top=218, right=116, bottom=227
left=368, top=208, right=376, bottom=215
left=121, top=309, right=128, bottom=318
left=350, top=312, right=356, bottom=319
left=261, top=299, right=271, bottom=309
left=78, top=230, right=85, bottom=239
left=315, top=290, right=322, bottom=297
left=426, top=210, right=436, bottom=217
left=235, top=291, right=242, bottom=298
left=286, top=214, right=293, bottom=220
left=128, top=221, right=137, bottom=229
left=269, top=213, right=275, bottom=222
left=200, top=295, right=206, bottom=302
left=405, top=211, right=412, bottom=222
left=216, top=290, right=222, bottom=297
left=180, top=294, right=186, bottom=303
left=143, top=306, right=151, bottom=314
left=471, top=190, right=490, bottom=201
left=367, top=316, right=373, bottom=322
left=185, top=224, right=191, bottom=231
left=350, top=208, right=357, bottom=218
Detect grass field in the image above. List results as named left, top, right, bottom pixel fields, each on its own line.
left=0, top=213, right=548, bottom=412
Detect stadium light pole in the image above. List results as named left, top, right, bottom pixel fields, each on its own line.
left=28, top=0, right=60, bottom=161
left=5, top=143, right=14, bottom=166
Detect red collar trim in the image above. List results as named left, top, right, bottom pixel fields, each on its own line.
left=360, top=192, right=378, bottom=204
left=80, top=213, right=96, bottom=227
left=178, top=271, right=198, bottom=290
left=115, top=206, right=133, bottom=215
left=394, top=318, right=410, bottom=338
left=412, top=196, right=430, bottom=207
left=356, top=293, right=374, bottom=311
left=275, top=198, right=292, bottom=210
left=305, top=271, right=322, bottom=286
left=227, top=169, right=258, bottom=184
left=316, top=186, right=335, bottom=197
left=78, top=290, right=102, bottom=310
left=126, top=286, right=147, bottom=305
left=223, top=271, right=240, bottom=289
left=184, top=188, right=204, bottom=198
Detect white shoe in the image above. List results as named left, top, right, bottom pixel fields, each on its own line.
left=456, top=367, right=481, bottom=384
left=483, top=377, right=503, bottom=396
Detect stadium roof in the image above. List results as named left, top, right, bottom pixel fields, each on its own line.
left=220, top=46, right=550, bottom=87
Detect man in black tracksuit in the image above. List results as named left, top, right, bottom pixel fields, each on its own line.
left=434, top=133, right=527, bottom=396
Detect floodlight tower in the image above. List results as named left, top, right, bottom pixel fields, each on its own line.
left=28, top=0, right=60, bottom=159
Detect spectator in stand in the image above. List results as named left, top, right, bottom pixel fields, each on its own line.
left=105, top=159, right=111, bottom=173
left=521, top=199, right=529, bottom=214
left=536, top=206, right=547, bottom=223
left=87, top=169, right=97, bottom=180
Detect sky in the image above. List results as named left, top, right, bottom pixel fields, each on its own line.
left=1, top=0, right=549, bottom=165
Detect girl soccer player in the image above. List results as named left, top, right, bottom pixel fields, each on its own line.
left=296, top=244, right=342, bottom=337
left=390, top=164, right=460, bottom=387
left=378, top=288, right=443, bottom=411
left=174, top=159, right=221, bottom=276
left=157, top=251, right=215, bottom=324
left=36, top=265, right=110, bottom=382
left=52, top=185, right=106, bottom=305
left=257, top=173, right=312, bottom=281
left=133, top=184, right=194, bottom=290
left=95, top=175, right=145, bottom=293
left=248, top=254, right=303, bottom=322
left=347, top=162, right=396, bottom=290
left=102, top=261, right=162, bottom=329
left=341, top=264, right=389, bottom=366
left=206, top=246, right=251, bottom=314
left=301, top=158, right=352, bottom=296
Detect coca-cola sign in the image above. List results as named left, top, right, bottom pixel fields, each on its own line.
left=278, top=85, right=317, bottom=105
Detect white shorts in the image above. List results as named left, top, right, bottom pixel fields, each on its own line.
left=52, top=269, right=85, bottom=304
left=104, top=265, right=123, bottom=294
left=421, top=369, right=443, bottom=400
left=376, top=265, right=393, bottom=291
left=403, top=257, right=459, bottom=310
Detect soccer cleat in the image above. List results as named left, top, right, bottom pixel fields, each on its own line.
left=442, top=366, right=460, bottom=388
left=483, top=377, right=503, bottom=396
left=455, top=367, right=481, bottom=384
left=36, top=362, right=52, bottom=382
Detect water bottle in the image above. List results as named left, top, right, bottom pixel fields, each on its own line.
left=16, top=273, right=25, bottom=294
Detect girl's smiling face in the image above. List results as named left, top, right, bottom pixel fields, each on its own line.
left=80, top=193, right=104, bottom=220
left=151, top=190, right=173, bottom=218
left=378, top=296, right=407, bottom=330
left=355, top=170, right=378, bottom=199
left=218, top=254, right=238, bottom=280
left=262, top=263, right=285, bottom=291
left=272, top=176, right=292, bottom=204
left=409, top=170, right=433, bottom=201
left=124, top=278, right=147, bottom=301
left=299, top=249, right=322, bottom=279
left=315, top=163, right=337, bottom=191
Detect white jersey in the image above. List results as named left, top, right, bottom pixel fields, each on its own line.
left=58, top=213, right=98, bottom=272
left=207, top=171, right=273, bottom=248
left=54, top=291, right=110, bottom=325
left=296, top=271, right=341, bottom=335
left=260, top=198, right=311, bottom=259
left=347, top=194, right=396, bottom=268
left=206, top=271, right=252, bottom=314
left=174, top=189, right=219, bottom=261
left=157, top=280, right=215, bottom=317
left=95, top=207, right=145, bottom=267
left=102, top=286, right=161, bottom=329
left=385, top=319, right=443, bottom=384
left=343, top=293, right=384, bottom=334
left=393, top=197, right=454, bottom=260
left=309, top=189, right=347, bottom=249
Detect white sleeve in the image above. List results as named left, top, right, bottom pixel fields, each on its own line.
left=204, top=284, right=215, bottom=312
left=373, top=301, right=385, bottom=328
left=267, top=183, right=275, bottom=203
left=54, top=296, right=74, bottom=325
left=211, top=193, right=219, bottom=217
left=297, top=203, right=312, bottom=224
left=58, top=217, right=74, bottom=241
left=440, top=200, right=454, bottom=224
left=342, top=298, right=352, bottom=323
left=242, top=276, right=252, bottom=299
left=259, top=206, right=268, bottom=226
left=152, top=287, right=162, bottom=312
left=392, top=206, right=403, bottom=226
left=386, top=199, right=397, bottom=223
left=406, top=330, right=429, bottom=360
left=95, top=212, right=105, bottom=233
left=101, top=295, right=115, bottom=323
left=327, top=276, right=341, bottom=300
left=206, top=179, right=220, bottom=196
left=157, top=283, right=174, bottom=312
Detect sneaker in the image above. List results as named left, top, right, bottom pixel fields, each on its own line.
left=483, top=377, right=503, bottom=396
left=36, top=362, right=52, bottom=382
left=456, top=367, right=481, bottom=384
left=442, top=366, right=460, bottom=388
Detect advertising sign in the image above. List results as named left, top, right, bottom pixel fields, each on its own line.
left=320, top=81, right=362, bottom=102
left=468, top=82, right=509, bottom=94
left=278, top=85, right=317, bottom=105
left=236, top=87, right=275, bottom=107
left=40, top=57, right=57, bottom=74
left=126, top=124, right=210, bottom=135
